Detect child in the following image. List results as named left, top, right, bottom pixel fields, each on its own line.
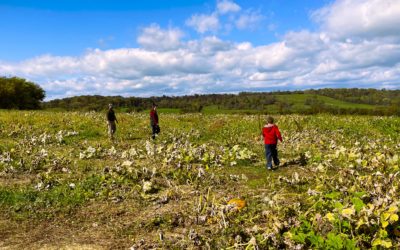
left=262, top=116, right=282, bottom=170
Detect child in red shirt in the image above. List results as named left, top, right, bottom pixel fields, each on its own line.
left=262, top=116, right=282, bottom=170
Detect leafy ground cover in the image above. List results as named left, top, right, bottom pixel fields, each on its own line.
left=0, top=111, right=399, bottom=249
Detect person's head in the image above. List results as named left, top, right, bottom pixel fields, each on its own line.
left=108, top=103, right=113, bottom=109
left=267, top=116, right=274, bottom=124
left=152, top=103, right=157, bottom=110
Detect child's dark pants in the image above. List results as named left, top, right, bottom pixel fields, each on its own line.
left=265, top=144, right=279, bottom=169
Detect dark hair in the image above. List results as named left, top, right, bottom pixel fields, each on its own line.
left=267, top=116, right=274, bottom=124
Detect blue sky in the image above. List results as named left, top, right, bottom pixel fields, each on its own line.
left=1, top=0, right=400, bottom=99
left=0, top=0, right=326, bottom=60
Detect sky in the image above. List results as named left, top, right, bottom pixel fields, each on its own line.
left=1, top=0, right=400, bottom=100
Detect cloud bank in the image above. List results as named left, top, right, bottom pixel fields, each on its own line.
left=1, top=0, right=400, bottom=99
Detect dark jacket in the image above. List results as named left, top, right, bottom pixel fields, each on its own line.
left=107, top=109, right=117, bottom=122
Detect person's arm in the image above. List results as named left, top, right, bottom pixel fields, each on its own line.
left=275, top=126, right=282, bottom=142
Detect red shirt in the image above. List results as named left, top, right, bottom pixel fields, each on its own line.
left=262, top=124, right=282, bottom=145
left=150, top=109, right=158, bottom=125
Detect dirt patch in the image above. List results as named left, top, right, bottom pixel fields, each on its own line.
left=208, top=119, right=226, bottom=132
left=0, top=188, right=199, bottom=249
left=0, top=175, right=34, bottom=187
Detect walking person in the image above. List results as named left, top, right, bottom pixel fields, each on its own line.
left=150, top=103, right=160, bottom=140
left=106, top=103, right=118, bottom=140
left=262, top=116, right=282, bottom=170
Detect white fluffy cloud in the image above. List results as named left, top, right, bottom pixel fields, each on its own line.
left=235, top=11, right=264, bottom=30
left=137, top=24, right=184, bottom=51
left=186, top=13, right=220, bottom=33
left=186, top=0, right=263, bottom=34
left=313, top=0, right=400, bottom=39
left=1, top=0, right=400, bottom=99
left=217, top=0, right=241, bottom=14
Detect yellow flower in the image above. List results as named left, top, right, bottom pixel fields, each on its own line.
left=341, top=208, right=355, bottom=218
left=387, top=206, right=398, bottom=213
left=325, top=213, right=336, bottom=222
left=389, top=213, right=398, bottom=223
left=372, top=238, right=392, bottom=248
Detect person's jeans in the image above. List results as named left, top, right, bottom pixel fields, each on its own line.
left=108, top=121, right=116, bottom=139
left=265, top=144, right=279, bottom=169
left=151, top=124, right=159, bottom=139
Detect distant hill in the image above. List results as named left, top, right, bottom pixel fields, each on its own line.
left=43, top=88, right=400, bottom=115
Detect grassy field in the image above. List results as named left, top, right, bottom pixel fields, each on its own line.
left=157, top=94, right=380, bottom=114
left=280, top=94, right=375, bottom=108
left=0, top=110, right=399, bottom=249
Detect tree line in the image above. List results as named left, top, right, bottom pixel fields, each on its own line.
left=305, top=88, right=400, bottom=106
left=44, top=90, right=400, bottom=116
left=43, top=93, right=276, bottom=112
left=0, top=77, right=45, bottom=109
left=1, top=76, right=399, bottom=115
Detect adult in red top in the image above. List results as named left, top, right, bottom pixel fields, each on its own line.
left=262, top=116, right=282, bottom=170
left=150, top=103, right=159, bottom=139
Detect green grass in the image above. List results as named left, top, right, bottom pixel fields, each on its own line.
left=275, top=94, right=377, bottom=109
left=202, top=105, right=259, bottom=114
left=152, top=108, right=181, bottom=114
left=200, top=94, right=379, bottom=114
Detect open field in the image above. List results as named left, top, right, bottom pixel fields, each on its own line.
left=201, top=94, right=380, bottom=115
left=0, top=110, right=399, bottom=249
left=273, top=94, right=378, bottom=110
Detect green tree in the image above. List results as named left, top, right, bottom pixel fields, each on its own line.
left=0, top=77, right=45, bottom=109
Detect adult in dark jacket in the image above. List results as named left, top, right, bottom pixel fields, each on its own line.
left=107, top=103, right=118, bottom=140
left=150, top=103, right=159, bottom=139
